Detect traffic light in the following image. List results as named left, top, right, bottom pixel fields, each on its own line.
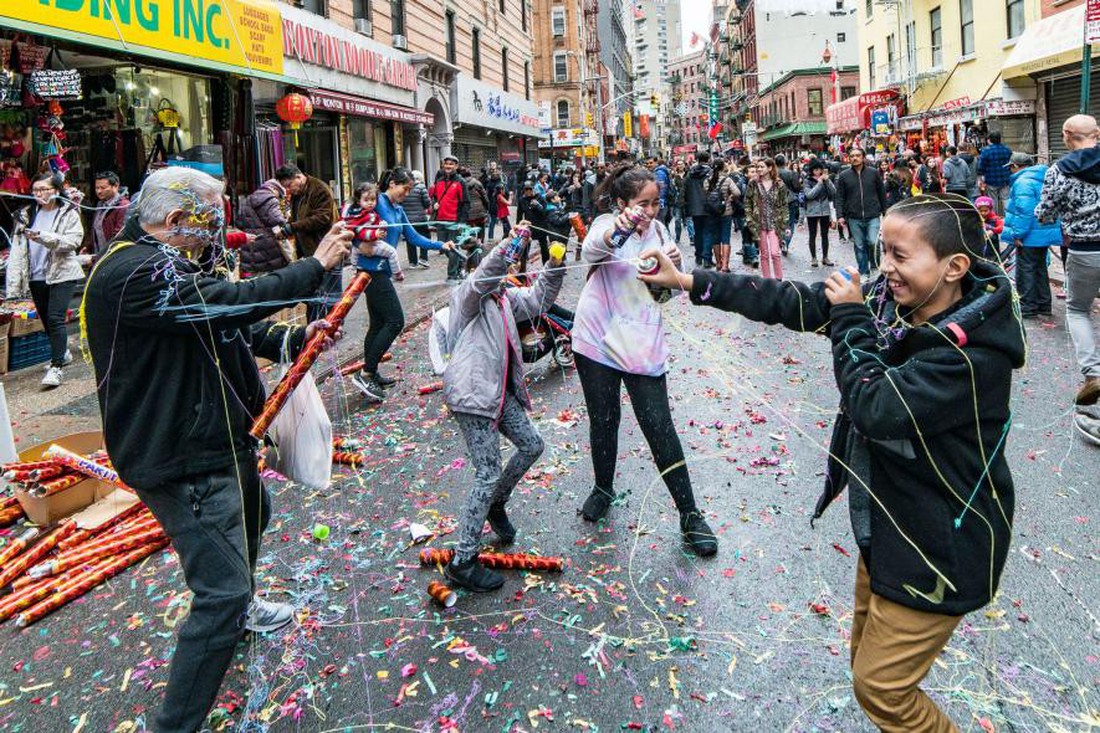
left=650, top=93, right=659, bottom=107
left=585, top=111, right=594, bottom=127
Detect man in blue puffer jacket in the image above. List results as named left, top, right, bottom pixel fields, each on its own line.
left=1001, top=152, right=1062, bottom=318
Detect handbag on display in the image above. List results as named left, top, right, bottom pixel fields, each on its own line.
left=155, top=98, right=181, bottom=128
left=12, top=39, right=48, bottom=74
left=27, top=49, right=82, bottom=101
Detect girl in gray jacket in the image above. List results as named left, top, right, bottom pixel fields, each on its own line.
left=442, top=236, right=566, bottom=592
left=802, top=160, right=837, bottom=267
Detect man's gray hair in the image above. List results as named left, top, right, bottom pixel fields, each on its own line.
left=134, top=167, right=225, bottom=226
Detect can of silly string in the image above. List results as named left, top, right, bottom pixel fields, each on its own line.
left=609, top=206, right=646, bottom=249
left=503, top=224, right=531, bottom=264
left=637, top=256, right=672, bottom=303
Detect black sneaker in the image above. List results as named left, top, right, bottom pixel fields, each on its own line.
left=486, top=503, right=516, bottom=545
left=581, top=486, right=615, bottom=522
left=445, top=557, right=505, bottom=592
left=373, top=371, right=397, bottom=388
left=680, top=510, right=718, bottom=557
left=350, top=370, right=385, bottom=402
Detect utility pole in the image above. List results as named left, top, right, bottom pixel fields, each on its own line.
left=1082, top=0, right=1098, bottom=112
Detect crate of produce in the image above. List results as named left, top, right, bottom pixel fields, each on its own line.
left=8, top=331, right=51, bottom=372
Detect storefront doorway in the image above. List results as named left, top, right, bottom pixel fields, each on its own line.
left=287, top=124, right=340, bottom=198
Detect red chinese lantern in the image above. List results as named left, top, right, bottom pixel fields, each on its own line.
left=276, top=92, right=313, bottom=145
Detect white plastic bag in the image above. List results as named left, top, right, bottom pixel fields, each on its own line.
left=267, top=335, right=333, bottom=489
left=428, top=306, right=451, bottom=376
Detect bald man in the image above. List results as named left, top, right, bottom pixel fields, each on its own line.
left=1037, top=114, right=1100, bottom=415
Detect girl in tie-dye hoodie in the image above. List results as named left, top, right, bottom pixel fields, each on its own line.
left=572, top=164, right=719, bottom=557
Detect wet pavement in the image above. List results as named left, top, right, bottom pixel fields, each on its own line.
left=0, top=228, right=1098, bottom=733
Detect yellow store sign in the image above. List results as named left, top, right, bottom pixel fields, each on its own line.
left=1, top=0, right=284, bottom=76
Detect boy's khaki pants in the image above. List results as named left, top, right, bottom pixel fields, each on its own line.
left=851, top=558, right=962, bottom=732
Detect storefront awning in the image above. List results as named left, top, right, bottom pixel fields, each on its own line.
left=825, top=90, right=902, bottom=134
left=1003, top=5, right=1100, bottom=79
left=761, top=122, right=827, bottom=141
left=309, top=90, right=433, bottom=125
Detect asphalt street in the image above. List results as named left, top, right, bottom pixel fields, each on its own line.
left=0, top=229, right=1098, bottom=733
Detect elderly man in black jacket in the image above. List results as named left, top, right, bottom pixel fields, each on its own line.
left=84, top=167, right=351, bottom=733
left=835, top=148, right=888, bottom=277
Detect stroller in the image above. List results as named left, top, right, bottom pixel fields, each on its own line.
left=516, top=304, right=575, bottom=368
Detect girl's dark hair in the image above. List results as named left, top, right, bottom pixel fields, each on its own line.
left=708, top=159, right=726, bottom=190
left=379, top=167, right=413, bottom=192
left=353, top=182, right=379, bottom=202
left=593, top=163, right=656, bottom=212
left=27, top=173, right=67, bottom=221
left=886, top=194, right=985, bottom=259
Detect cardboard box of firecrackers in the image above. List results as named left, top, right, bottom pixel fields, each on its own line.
left=0, top=432, right=169, bottom=628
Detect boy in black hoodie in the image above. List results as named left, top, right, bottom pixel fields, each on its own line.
left=640, top=194, right=1025, bottom=731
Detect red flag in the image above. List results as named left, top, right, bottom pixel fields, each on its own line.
left=689, top=31, right=702, bottom=47
left=830, top=68, right=838, bottom=104
left=639, top=114, right=650, bottom=138
left=708, top=122, right=723, bottom=139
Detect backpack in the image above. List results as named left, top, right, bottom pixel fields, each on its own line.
left=704, top=177, right=727, bottom=216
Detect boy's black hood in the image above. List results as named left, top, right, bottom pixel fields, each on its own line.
left=875, top=258, right=1027, bottom=369
left=688, top=163, right=711, bottom=179
left=1056, top=145, right=1100, bottom=184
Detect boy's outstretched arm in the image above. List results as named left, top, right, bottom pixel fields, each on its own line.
left=637, top=248, right=833, bottom=333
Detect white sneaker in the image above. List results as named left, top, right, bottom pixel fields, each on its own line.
left=41, top=366, right=63, bottom=389
left=245, top=597, right=294, bottom=633
left=43, top=350, right=73, bottom=370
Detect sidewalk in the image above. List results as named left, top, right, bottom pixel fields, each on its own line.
left=1, top=252, right=457, bottom=448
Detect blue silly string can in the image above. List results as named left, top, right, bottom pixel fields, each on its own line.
left=504, top=225, right=531, bottom=264
left=609, top=206, right=646, bottom=249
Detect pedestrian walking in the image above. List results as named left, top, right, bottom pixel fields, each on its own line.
left=348, top=169, right=456, bottom=402
left=430, top=154, right=471, bottom=282
left=835, top=148, right=888, bottom=278
left=289, top=169, right=338, bottom=321
left=639, top=194, right=1023, bottom=733
left=744, top=158, right=789, bottom=280
left=802, top=160, right=836, bottom=267
left=5, top=173, right=84, bottom=388
left=83, top=167, right=352, bottom=733
left=236, top=166, right=300, bottom=277
left=88, top=171, right=130, bottom=256
left=978, top=131, right=1013, bottom=216
left=706, top=159, right=740, bottom=273
left=403, top=169, right=433, bottom=268
left=1036, top=114, right=1100, bottom=413
left=776, top=154, right=802, bottom=256
left=442, top=239, right=566, bottom=592
left=1003, top=152, right=1061, bottom=319
left=573, top=164, right=718, bottom=557
left=684, top=151, right=714, bottom=268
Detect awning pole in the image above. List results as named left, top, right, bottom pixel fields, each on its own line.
left=1081, top=42, right=1092, bottom=114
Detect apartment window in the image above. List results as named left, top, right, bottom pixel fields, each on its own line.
left=930, top=7, right=943, bottom=67
left=835, top=0, right=843, bottom=8
left=841, top=85, right=857, bottom=100
left=445, top=10, right=457, bottom=64
left=960, top=0, right=974, bottom=55
left=352, top=0, right=368, bottom=21
left=302, top=0, right=327, bottom=15
left=472, top=28, right=481, bottom=79
left=837, top=32, right=846, bottom=43
left=807, top=88, right=823, bottom=116
left=522, top=0, right=528, bottom=31
left=905, top=20, right=916, bottom=71
left=865, top=0, right=872, bottom=17
left=501, top=47, right=510, bottom=91
left=552, top=8, right=566, bottom=37
left=524, top=61, right=531, bottom=100
left=391, top=0, right=405, bottom=36
left=867, top=46, right=876, bottom=89
left=556, top=100, right=570, bottom=127
left=1006, top=0, right=1025, bottom=39
left=886, top=33, right=896, bottom=76
left=554, top=52, right=568, bottom=82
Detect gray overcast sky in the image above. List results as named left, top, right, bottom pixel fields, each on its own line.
left=680, top=0, right=713, bottom=51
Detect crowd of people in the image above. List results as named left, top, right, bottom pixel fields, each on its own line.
left=2, top=110, right=1098, bottom=733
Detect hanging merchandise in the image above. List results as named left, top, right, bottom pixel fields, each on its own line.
left=36, top=103, right=70, bottom=175
left=11, top=38, right=48, bottom=74
left=26, top=50, right=82, bottom=102
left=0, top=70, right=23, bottom=109
left=275, top=92, right=312, bottom=145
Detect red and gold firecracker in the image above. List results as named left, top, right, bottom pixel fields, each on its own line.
left=2, top=460, right=56, bottom=475
left=30, top=473, right=84, bottom=498
left=0, top=527, right=41, bottom=567
left=0, top=521, right=77, bottom=589
left=57, top=503, right=150, bottom=552
left=15, top=539, right=170, bottom=627
left=417, top=381, right=444, bottom=395
left=0, top=505, right=24, bottom=528
left=250, top=272, right=372, bottom=439
left=0, top=573, right=71, bottom=623
left=426, top=580, right=457, bottom=607
left=31, top=525, right=166, bottom=579
left=418, top=548, right=564, bottom=573
left=331, top=451, right=365, bottom=466
left=49, top=517, right=160, bottom=563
